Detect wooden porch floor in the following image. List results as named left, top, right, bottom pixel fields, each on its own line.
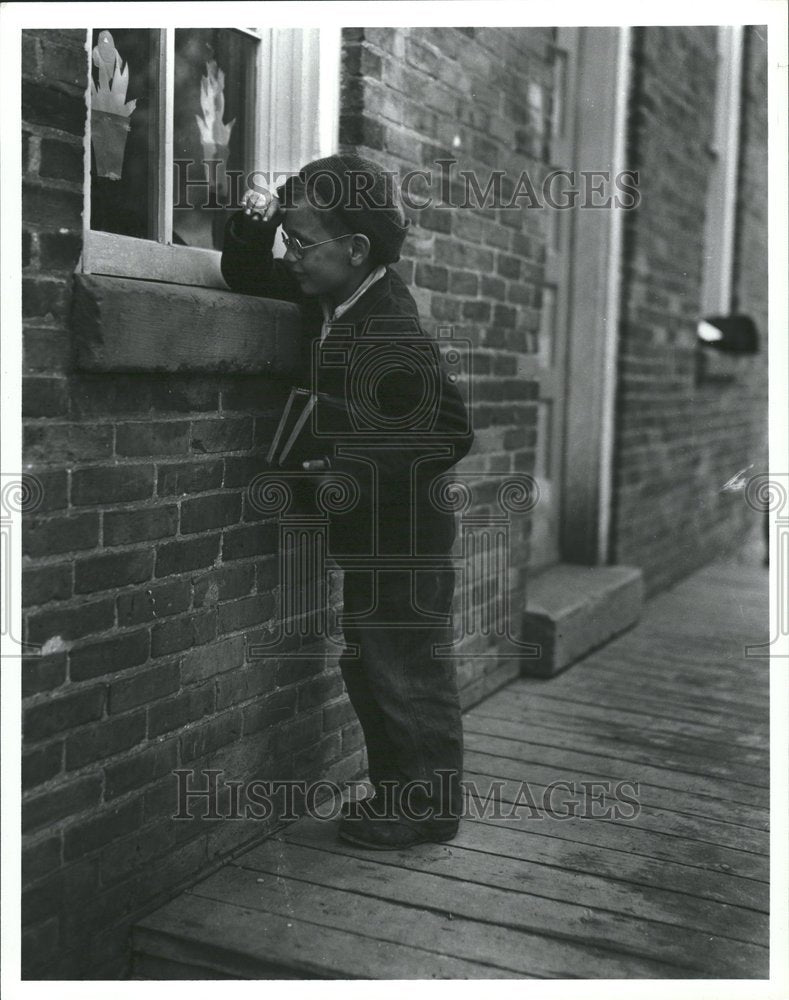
left=134, top=552, right=770, bottom=979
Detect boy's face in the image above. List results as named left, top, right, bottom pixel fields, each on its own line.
left=281, top=200, right=368, bottom=301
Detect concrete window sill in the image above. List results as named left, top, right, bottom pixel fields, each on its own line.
left=72, top=273, right=302, bottom=375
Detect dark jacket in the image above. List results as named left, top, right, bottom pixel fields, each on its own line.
left=221, top=212, right=474, bottom=557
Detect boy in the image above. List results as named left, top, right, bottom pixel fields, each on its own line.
left=221, top=154, right=473, bottom=849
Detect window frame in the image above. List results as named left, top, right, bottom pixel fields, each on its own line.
left=699, top=25, right=744, bottom=317
left=80, top=26, right=341, bottom=289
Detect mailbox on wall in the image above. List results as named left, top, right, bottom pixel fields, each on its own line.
left=697, top=314, right=760, bottom=354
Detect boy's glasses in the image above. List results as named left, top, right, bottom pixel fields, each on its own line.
left=281, top=232, right=352, bottom=260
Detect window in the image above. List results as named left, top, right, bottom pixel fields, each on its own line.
left=81, top=26, right=340, bottom=288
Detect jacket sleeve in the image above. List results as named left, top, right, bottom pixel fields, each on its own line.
left=220, top=211, right=304, bottom=305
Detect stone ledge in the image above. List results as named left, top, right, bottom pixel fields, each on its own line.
left=72, top=273, right=302, bottom=374
left=521, top=563, right=644, bottom=677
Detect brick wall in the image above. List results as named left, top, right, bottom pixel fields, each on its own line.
left=340, top=26, right=556, bottom=700
left=610, top=26, right=768, bottom=594
left=21, top=29, right=363, bottom=979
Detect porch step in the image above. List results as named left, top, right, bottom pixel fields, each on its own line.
left=521, top=563, right=643, bottom=677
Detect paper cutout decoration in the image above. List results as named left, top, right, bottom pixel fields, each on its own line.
left=194, top=60, right=235, bottom=196
left=90, top=30, right=137, bottom=180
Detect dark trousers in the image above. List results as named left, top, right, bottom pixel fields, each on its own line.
left=338, top=559, right=463, bottom=826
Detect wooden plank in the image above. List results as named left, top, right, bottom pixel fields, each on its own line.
left=283, top=816, right=768, bottom=941
left=437, top=802, right=768, bottom=910
left=463, top=731, right=769, bottom=809
left=461, top=769, right=769, bottom=854
left=234, top=839, right=767, bottom=977
left=135, top=893, right=512, bottom=979
left=458, top=801, right=768, bottom=883
left=188, top=862, right=689, bottom=979
left=464, top=749, right=770, bottom=833
left=468, top=697, right=769, bottom=764
left=476, top=688, right=769, bottom=751
left=516, top=674, right=769, bottom=731
left=560, top=655, right=769, bottom=705
left=464, top=695, right=770, bottom=766
left=544, top=667, right=769, bottom=717
left=463, top=714, right=769, bottom=787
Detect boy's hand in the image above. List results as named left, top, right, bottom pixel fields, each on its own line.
left=242, top=188, right=282, bottom=224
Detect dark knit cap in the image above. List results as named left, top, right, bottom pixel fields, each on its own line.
left=276, top=154, right=410, bottom=265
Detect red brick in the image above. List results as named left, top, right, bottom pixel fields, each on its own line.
left=149, top=377, right=219, bottom=413
left=147, top=685, right=215, bottom=738
left=156, top=459, right=223, bottom=496
left=63, top=798, right=144, bottom=861
left=74, top=549, right=154, bottom=594
left=215, top=661, right=277, bottom=709
left=27, top=596, right=114, bottom=644
left=23, top=685, right=105, bottom=741
left=23, top=422, right=113, bottom=464
left=217, top=593, right=275, bottom=634
left=22, top=740, right=63, bottom=789
left=65, top=711, right=146, bottom=770
left=191, top=417, right=253, bottom=453
left=297, top=672, right=345, bottom=712
left=69, top=629, right=150, bottom=682
left=104, top=505, right=179, bottom=546
left=23, top=327, right=72, bottom=374
left=192, top=563, right=255, bottom=607
left=22, top=562, right=72, bottom=606
left=108, top=660, right=181, bottom=714
left=154, top=533, right=221, bottom=577
left=241, top=687, right=297, bottom=735
left=72, top=465, right=155, bottom=506
left=22, top=373, right=69, bottom=414
left=22, top=774, right=102, bottom=832
left=22, top=835, right=62, bottom=885
left=103, top=740, right=179, bottom=800
left=38, top=36, right=86, bottom=89
left=23, top=511, right=98, bottom=557
left=22, top=179, right=83, bottom=227
left=38, top=231, right=82, bottom=270
left=221, top=522, right=279, bottom=562
left=150, top=610, right=216, bottom=657
left=69, top=375, right=152, bottom=417
left=39, top=136, right=83, bottom=182
left=98, top=819, right=175, bottom=887
left=180, top=711, right=243, bottom=762
left=181, top=635, right=246, bottom=684
left=180, top=492, right=242, bottom=533
left=116, top=579, right=190, bottom=626
left=116, top=421, right=190, bottom=457
left=22, top=652, right=67, bottom=696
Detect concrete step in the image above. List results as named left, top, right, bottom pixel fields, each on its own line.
left=522, top=563, right=644, bottom=677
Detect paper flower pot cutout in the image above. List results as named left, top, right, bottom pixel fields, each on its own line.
left=90, top=30, right=137, bottom=180
left=195, top=60, right=235, bottom=195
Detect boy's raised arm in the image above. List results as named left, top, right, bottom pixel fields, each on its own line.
left=220, top=194, right=304, bottom=305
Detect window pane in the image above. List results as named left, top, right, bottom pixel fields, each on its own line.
left=172, top=29, right=257, bottom=249
left=90, top=29, right=159, bottom=239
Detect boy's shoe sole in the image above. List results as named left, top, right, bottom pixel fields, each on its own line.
left=337, top=815, right=458, bottom=851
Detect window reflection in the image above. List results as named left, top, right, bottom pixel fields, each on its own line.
left=90, top=29, right=158, bottom=240
left=172, top=29, right=256, bottom=249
